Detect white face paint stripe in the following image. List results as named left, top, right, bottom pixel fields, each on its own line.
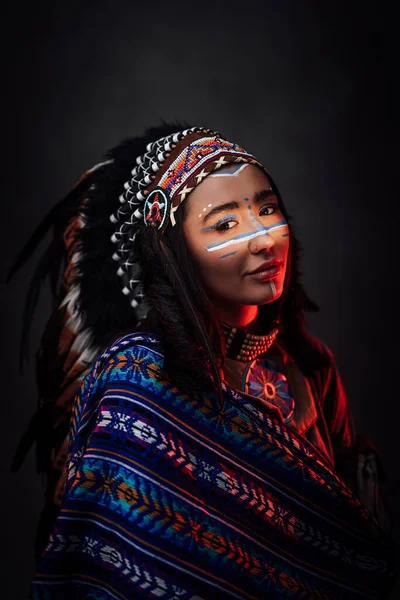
left=208, top=163, right=250, bottom=178
left=269, top=280, right=276, bottom=298
left=206, top=222, right=288, bottom=253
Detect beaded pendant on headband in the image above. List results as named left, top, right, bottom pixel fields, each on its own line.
left=143, top=187, right=171, bottom=232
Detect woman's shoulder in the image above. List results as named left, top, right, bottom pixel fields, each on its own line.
left=80, top=331, right=165, bottom=399
left=100, top=331, right=164, bottom=364
left=70, top=331, right=166, bottom=442
left=278, top=331, right=335, bottom=370
left=302, top=333, right=335, bottom=362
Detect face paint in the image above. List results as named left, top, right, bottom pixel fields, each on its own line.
left=208, top=163, right=250, bottom=178
left=245, top=195, right=269, bottom=230
left=219, top=251, right=238, bottom=259
left=198, top=203, right=213, bottom=218
left=206, top=220, right=288, bottom=252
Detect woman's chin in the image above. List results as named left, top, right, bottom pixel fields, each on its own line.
left=250, top=279, right=283, bottom=304
left=208, top=284, right=283, bottom=309
left=252, top=288, right=283, bottom=306
left=234, top=292, right=282, bottom=307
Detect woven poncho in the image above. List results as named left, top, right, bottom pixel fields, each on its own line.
left=31, top=333, right=394, bottom=599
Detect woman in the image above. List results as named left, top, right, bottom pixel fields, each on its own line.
left=10, top=124, right=394, bottom=598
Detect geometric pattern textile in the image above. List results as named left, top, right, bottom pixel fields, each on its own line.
left=31, top=334, right=395, bottom=599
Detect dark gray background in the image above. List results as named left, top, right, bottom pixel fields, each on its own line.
left=1, top=1, right=398, bottom=598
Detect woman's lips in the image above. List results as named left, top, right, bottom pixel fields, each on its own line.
left=247, top=262, right=282, bottom=280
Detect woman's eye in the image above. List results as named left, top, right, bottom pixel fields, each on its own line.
left=215, top=220, right=236, bottom=232
left=260, top=204, right=278, bottom=216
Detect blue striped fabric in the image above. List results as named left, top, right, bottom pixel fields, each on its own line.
left=31, top=333, right=394, bottom=599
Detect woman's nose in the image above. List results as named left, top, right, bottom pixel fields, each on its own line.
left=248, top=230, right=275, bottom=254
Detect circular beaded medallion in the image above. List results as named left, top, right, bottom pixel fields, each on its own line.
left=242, top=358, right=295, bottom=423
left=143, top=187, right=171, bottom=232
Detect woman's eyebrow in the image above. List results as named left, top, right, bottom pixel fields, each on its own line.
left=254, top=188, right=276, bottom=202
left=202, top=201, right=239, bottom=223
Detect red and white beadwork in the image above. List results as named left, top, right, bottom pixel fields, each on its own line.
left=143, top=188, right=170, bottom=232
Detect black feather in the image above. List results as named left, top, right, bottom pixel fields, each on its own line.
left=6, top=176, right=92, bottom=284
left=18, top=237, right=64, bottom=367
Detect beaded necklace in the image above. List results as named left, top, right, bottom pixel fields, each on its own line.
left=222, top=321, right=279, bottom=362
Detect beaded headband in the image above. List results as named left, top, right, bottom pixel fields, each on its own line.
left=109, top=126, right=267, bottom=314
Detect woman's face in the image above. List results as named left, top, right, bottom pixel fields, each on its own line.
left=183, top=164, right=290, bottom=317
